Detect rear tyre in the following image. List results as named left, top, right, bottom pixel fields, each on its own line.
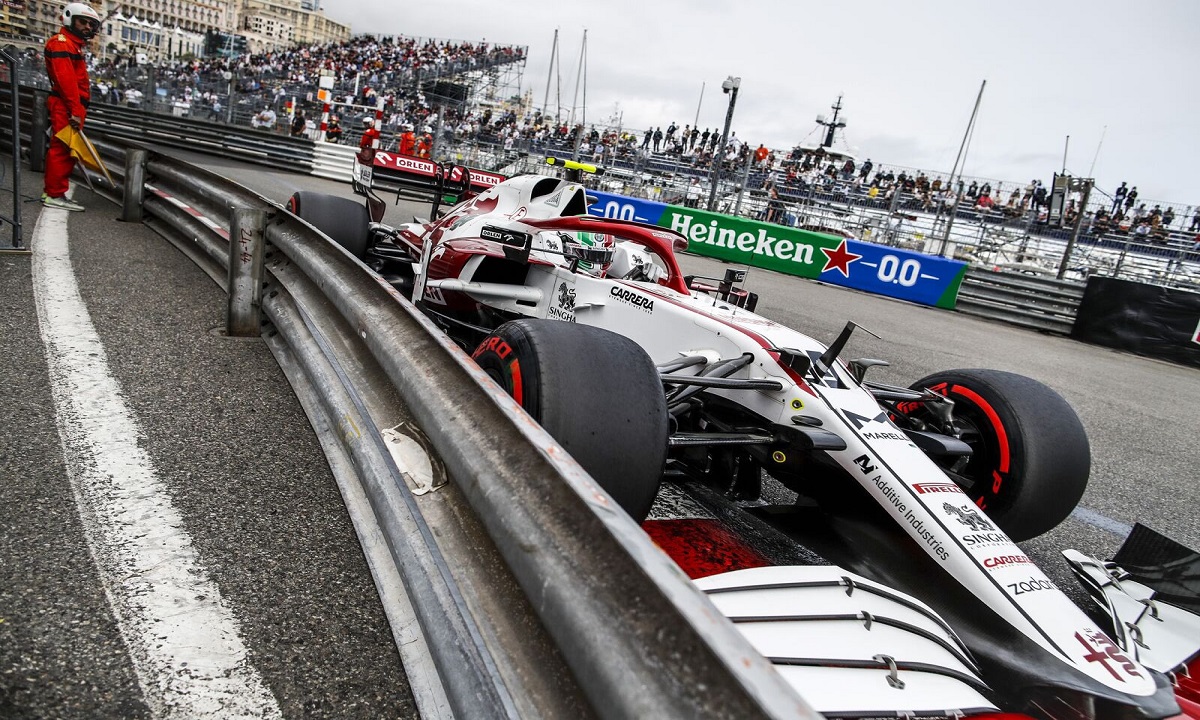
left=909, top=369, right=1090, bottom=542
left=287, top=191, right=370, bottom=259
left=472, top=319, right=668, bottom=522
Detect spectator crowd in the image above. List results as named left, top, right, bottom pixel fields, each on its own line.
left=68, top=31, right=1195, bottom=247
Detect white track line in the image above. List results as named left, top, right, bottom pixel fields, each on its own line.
left=31, top=194, right=282, bottom=719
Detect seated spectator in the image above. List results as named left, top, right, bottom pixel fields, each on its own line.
left=251, top=106, right=277, bottom=130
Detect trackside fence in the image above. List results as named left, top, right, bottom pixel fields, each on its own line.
left=83, top=133, right=820, bottom=720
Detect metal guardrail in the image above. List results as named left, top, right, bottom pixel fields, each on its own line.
left=956, top=268, right=1085, bottom=335
left=81, top=133, right=819, bottom=718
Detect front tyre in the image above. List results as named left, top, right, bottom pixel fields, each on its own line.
left=909, top=369, right=1090, bottom=542
left=472, top=319, right=669, bottom=522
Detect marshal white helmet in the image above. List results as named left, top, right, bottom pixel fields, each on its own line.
left=362, top=116, right=375, bottom=127
left=62, top=2, right=101, bottom=28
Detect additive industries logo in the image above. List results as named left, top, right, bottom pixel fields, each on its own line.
left=610, top=286, right=654, bottom=313
left=914, top=482, right=964, bottom=495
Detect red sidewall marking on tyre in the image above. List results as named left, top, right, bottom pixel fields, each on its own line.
left=509, top=359, right=523, bottom=406
left=642, top=518, right=771, bottom=579
left=949, top=384, right=1011, bottom=474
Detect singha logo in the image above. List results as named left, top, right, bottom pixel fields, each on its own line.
left=557, top=282, right=575, bottom=312
left=944, top=502, right=996, bottom=532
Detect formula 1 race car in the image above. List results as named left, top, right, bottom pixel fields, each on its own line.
left=287, top=156, right=1196, bottom=719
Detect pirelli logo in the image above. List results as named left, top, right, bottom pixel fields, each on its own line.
left=914, top=482, right=963, bottom=495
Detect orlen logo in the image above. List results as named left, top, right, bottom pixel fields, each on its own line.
left=374, top=153, right=504, bottom=187
left=914, top=482, right=963, bottom=495
left=610, top=286, right=654, bottom=313
left=983, top=554, right=1032, bottom=569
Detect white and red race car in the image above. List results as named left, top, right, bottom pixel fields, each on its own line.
left=288, top=158, right=1197, bottom=719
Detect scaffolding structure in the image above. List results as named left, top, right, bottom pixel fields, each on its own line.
left=462, top=52, right=528, bottom=115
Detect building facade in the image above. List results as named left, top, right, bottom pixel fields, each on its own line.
left=0, top=0, right=30, bottom=37
left=4, top=0, right=348, bottom=55
left=238, top=0, right=347, bottom=54
left=98, top=12, right=207, bottom=63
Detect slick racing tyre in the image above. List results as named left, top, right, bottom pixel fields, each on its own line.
left=287, top=191, right=370, bottom=259
left=909, top=369, right=1090, bottom=542
left=472, top=319, right=669, bottom=522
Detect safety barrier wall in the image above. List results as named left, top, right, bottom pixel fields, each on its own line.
left=587, top=189, right=969, bottom=310
left=1072, top=277, right=1200, bottom=367
left=82, top=134, right=820, bottom=719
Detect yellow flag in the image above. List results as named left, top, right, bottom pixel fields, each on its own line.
left=55, top=125, right=115, bottom=187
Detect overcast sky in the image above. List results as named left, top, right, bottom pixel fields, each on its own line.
left=324, top=1, right=1200, bottom=207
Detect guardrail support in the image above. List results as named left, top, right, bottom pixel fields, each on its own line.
left=1, top=45, right=23, bottom=249
left=29, top=89, right=47, bottom=173
left=227, top=207, right=266, bottom=336
left=122, top=148, right=148, bottom=222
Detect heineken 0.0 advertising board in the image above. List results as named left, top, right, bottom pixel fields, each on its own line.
left=587, top=190, right=966, bottom=309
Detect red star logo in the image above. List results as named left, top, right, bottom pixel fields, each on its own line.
left=820, top=239, right=862, bottom=278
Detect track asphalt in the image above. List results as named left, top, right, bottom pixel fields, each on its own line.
left=0, top=156, right=416, bottom=719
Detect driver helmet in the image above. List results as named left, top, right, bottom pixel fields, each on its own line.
left=63, top=2, right=101, bottom=38
left=567, top=231, right=616, bottom=276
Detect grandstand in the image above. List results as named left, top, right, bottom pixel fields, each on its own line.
left=11, top=30, right=1198, bottom=288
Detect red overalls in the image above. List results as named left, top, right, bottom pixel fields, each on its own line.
left=44, top=26, right=90, bottom=198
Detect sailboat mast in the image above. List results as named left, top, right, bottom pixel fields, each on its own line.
left=581, top=30, right=588, bottom=131
left=938, top=79, right=988, bottom=251
left=568, top=30, right=588, bottom=160
left=542, top=28, right=557, bottom=119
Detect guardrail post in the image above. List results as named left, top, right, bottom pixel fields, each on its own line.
left=29, top=88, right=47, bottom=173
left=1, top=45, right=23, bottom=250
left=226, top=207, right=266, bottom=336
left=122, top=149, right=148, bottom=222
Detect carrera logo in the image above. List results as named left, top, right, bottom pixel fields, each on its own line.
left=915, top=482, right=964, bottom=495
left=984, top=554, right=1032, bottom=569
left=610, top=286, right=654, bottom=313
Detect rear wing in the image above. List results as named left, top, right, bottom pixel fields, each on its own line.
left=351, top=149, right=507, bottom=221
left=371, top=152, right=505, bottom=201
